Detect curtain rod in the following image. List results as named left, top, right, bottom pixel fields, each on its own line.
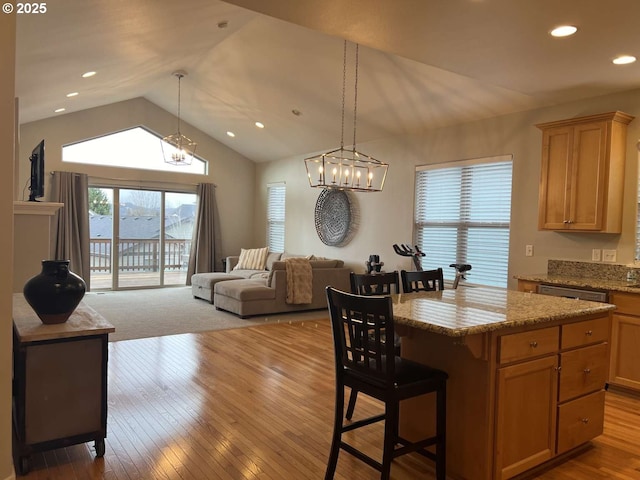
left=51, top=171, right=217, bottom=188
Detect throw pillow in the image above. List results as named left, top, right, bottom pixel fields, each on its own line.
left=265, top=251, right=283, bottom=271
left=234, top=247, right=269, bottom=271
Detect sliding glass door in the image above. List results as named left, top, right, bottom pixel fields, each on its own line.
left=89, top=186, right=196, bottom=290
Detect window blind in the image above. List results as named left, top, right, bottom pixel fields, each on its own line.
left=267, top=183, right=286, bottom=253
left=414, top=156, right=513, bottom=287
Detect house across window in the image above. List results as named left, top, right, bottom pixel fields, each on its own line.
left=414, top=155, right=513, bottom=288
left=267, top=183, right=286, bottom=253
left=63, top=126, right=207, bottom=175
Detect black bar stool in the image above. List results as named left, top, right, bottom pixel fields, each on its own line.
left=325, top=286, right=448, bottom=480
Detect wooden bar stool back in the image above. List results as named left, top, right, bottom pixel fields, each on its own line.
left=350, top=271, right=400, bottom=296
left=346, top=270, right=401, bottom=419
left=325, top=287, right=448, bottom=480
left=401, top=268, right=444, bottom=293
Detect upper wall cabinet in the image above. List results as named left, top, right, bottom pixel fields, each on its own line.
left=537, top=111, right=634, bottom=233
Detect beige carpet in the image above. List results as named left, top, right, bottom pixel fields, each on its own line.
left=82, top=287, right=328, bottom=342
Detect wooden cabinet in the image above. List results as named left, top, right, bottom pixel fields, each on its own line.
left=608, top=292, right=640, bottom=391
left=494, top=316, right=609, bottom=479
left=400, top=308, right=612, bottom=480
left=536, top=111, right=633, bottom=232
left=517, top=280, right=540, bottom=293
left=12, top=295, right=115, bottom=475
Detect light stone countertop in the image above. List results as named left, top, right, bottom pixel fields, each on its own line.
left=13, top=293, right=115, bottom=343
left=392, top=287, right=615, bottom=337
left=514, top=273, right=640, bottom=293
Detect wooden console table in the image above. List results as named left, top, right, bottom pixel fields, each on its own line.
left=12, top=294, right=114, bottom=475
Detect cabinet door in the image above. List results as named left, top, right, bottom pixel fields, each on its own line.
left=538, top=126, right=572, bottom=230
left=568, top=121, right=607, bottom=230
left=517, top=280, right=539, bottom=293
left=495, top=355, right=558, bottom=480
left=609, top=313, right=640, bottom=391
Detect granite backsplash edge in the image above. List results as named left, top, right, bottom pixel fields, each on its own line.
left=548, top=259, right=638, bottom=282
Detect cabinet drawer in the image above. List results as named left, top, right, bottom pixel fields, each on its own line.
left=561, top=316, right=610, bottom=349
left=557, top=390, right=605, bottom=454
left=558, top=343, right=608, bottom=402
left=609, top=292, right=640, bottom=316
left=499, top=327, right=559, bottom=364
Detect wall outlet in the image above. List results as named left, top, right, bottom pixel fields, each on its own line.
left=591, top=249, right=601, bottom=262
left=525, top=245, right=533, bottom=257
left=602, top=249, right=617, bottom=263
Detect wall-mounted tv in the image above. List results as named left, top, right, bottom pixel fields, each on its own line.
left=28, top=139, right=45, bottom=201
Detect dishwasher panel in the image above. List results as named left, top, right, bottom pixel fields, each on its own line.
left=537, top=284, right=608, bottom=303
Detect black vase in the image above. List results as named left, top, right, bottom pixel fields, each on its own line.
left=23, top=260, right=87, bottom=324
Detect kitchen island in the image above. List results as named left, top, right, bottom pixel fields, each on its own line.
left=392, top=287, right=615, bottom=480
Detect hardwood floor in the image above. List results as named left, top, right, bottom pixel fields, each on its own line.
left=15, top=320, right=640, bottom=479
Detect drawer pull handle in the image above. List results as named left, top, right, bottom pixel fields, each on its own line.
left=529, top=341, right=538, bottom=348
left=584, top=368, right=591, bottom=374
left=585, top=330, right=593, bottom=336
left=581, top=418, right=589, bottom=424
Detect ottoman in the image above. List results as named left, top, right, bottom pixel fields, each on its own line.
left=213, top=279, right=276, bottom=318
left=191, top=272, right=243, bottom=303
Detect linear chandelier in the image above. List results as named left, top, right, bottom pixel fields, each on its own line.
left=162, top=70, right=197, bottom=166
left=305, top=41, right=388, bottom=192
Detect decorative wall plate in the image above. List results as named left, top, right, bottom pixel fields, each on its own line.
left=314, top=189, right=352, bottom=246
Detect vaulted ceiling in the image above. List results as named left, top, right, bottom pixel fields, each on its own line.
left=16, top=0, right=640, bottom=162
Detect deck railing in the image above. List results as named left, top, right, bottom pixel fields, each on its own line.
left=90, top=238, right=191, bottom=273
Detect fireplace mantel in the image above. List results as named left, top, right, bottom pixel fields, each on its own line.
left=13, top=201, right=63, bottom=216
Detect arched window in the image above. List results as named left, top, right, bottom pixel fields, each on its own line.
left=62, top=126, right=207, bottom=175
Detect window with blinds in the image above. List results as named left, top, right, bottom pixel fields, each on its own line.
left=414, top=155, right=513, bottom=287
left=267, top=183, right=286, bottom=253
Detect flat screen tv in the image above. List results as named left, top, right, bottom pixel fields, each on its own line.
left=28, top=139, right=45, bottom=201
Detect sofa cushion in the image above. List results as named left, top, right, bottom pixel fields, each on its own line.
left=265, top=251, right=282, bottom=270
left=215, top=279, right=276, bottom=301
left=230, top=269, right=270, bottom=279
left=280, top=252, right=313, bottom=261
left=309, top=259, right=339, bottom=268
left=191, top=272, right=244, bottom=288
left=234, top=247, right=269, bottom=270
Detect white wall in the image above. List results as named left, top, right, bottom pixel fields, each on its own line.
left=256, top=88, right=640, bottom=289
left=18, top=97, right=258, bottom=274
left=0, top=10, right=16, bottom=480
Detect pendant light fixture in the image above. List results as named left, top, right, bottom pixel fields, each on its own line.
left=305, top=41, right=388, bottom=192
left=161, top=70, right=197, bottom=166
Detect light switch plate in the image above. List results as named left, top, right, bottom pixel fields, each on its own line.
left=592, top=249, right=601, bottom=262
left=602, top=249, right=617, bottom=263
left=525, top=245, right=533, bottom=257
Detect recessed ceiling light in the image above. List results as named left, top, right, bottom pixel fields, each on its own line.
left=255, top=122, right=265, bottom=129
left=226, top=131, right=235, bottom=137
left=82, top=71, right=96, bottom=78
left=66, top=92, right=79, bottom=97
left=550, top=25, right=578, bottom=37
left=54, top=108, right=66, bottom=113
left=613, top=55, right=637, bottom=65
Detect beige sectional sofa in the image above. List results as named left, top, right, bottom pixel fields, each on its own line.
left=191, top=252, right=350, bottom=318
